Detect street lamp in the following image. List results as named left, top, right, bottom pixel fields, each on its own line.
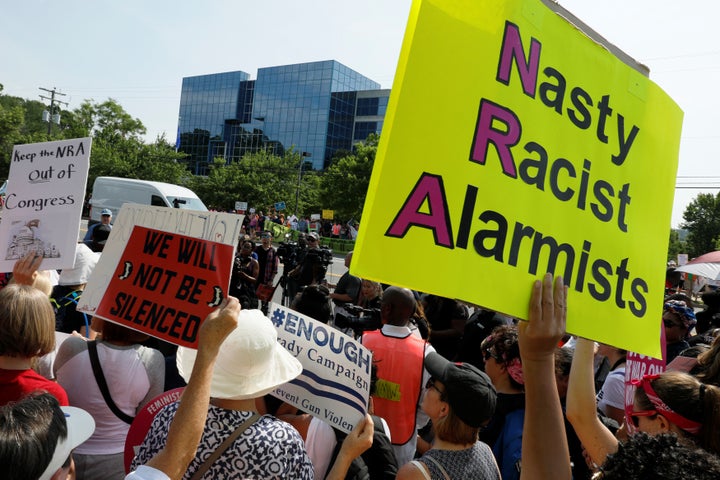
left=295, top=151, right=312, bottom=216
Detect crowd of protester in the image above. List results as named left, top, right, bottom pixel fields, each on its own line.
left=233, top=210, right=358, bottom=242
left=4, top=222, right=720, bottom=480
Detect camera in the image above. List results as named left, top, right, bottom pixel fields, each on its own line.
left=305, top=246, right=333, bottom=267
left=334, top=304, right=382, bottom=335
left=277, top=240, right=299, bottom=267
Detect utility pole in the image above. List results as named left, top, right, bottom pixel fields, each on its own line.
left=39, top=87, right=69, bottom=138
left=295, top=151, right=312, bottom=216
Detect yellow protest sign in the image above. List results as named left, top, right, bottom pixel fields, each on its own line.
left=322, top=209, right=335, bottom=220
left=352, top=0, right=682, bottom=358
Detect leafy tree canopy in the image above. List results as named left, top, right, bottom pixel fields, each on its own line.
left=318, top=133, right=378, bottom=221
left=682, top=192, right=720, bottom=257
left=0, top=89, right=382, bottom=224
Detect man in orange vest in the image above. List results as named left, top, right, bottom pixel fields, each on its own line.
left=362, top=286, right=433, bottom=466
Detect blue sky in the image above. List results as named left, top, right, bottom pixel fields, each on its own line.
left=2, top=0, right=717, bottom=228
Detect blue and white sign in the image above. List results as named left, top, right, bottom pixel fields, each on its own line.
left=269, top=303, right=372, bottom=433
left=274, top=201, right=286, bottom=211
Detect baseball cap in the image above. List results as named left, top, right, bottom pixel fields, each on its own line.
left=101, top=208, right=112, bottom=216
left=39, top=407, right=95, bottom=480
left=424, top=352, right=497, bottom=427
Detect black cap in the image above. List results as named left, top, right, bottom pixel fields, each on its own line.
left=424, top=352, right=496, bottom=427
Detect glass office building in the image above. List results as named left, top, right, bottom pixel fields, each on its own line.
left=176, top=60, right=387, bottom=174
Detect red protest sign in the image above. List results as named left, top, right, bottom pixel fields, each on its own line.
left=95, top=225, right=234, bottom=348
left=123, top=387, right=184, bottom=473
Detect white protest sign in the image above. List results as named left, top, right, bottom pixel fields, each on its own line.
left=78, top=204, right=244, bottom=314
left=269, top=303, right=372, bottom=433
left=235, top=201, right=247, bottom=212
left=0, top=138, right=91, bottom=272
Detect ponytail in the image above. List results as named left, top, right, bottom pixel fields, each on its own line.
left=699, top=382, right=720, bottom=455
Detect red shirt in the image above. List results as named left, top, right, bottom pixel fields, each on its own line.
left=0, top=368, right=69, bottom=406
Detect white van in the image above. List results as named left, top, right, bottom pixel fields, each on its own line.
left=89, top=177, right=207, bottom=223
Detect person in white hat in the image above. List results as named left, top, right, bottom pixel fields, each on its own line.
left=131, top=309, right=314, bottom=479
left=49, top=244, right=100, bottom=338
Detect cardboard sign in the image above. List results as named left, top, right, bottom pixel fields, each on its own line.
left=269, top=304, right=372, bottom=433
left=352, top=0, right=682, bottom=358
left=624, top=349, right=666, bottom=433
left=94, top=226, right=234, bottom=347
left=0, top=138, right=91, bottom=271
left=78, top=205, right=243, bottom=322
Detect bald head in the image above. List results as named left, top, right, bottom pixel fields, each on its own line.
left=381, top=286, right=416, bottom=326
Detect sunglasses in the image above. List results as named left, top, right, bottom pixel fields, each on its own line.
left=483, top=347, right=501, bottom=362
left=425, top=378, right=446, bottom=396
left=629, top=409, right=657, bottom=428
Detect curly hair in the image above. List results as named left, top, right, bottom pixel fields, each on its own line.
left=481, top=324, right=523, bottom=389
left=598, top=433, right=720, bottom=480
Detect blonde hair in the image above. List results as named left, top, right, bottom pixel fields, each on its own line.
left=0, top=284, right=55, bottom=357
left=31, top=271, right=53, bottom=296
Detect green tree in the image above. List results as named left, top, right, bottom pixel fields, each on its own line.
left=0, top=91, right=56, bottom=178
left=319, top=134, right=378, bottom=220
left=667, top=229, right=686, bottom=261
left=682, top=192, right=720, bottom=257
left=191, top=149, right=301, bottom=212
left=59, top=99, right=188, bottom=190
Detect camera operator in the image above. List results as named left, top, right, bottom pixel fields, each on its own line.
left=288, top=232, right=332, bottom=294
left=277, top=233, right=304, bottom=304
left=229, top=239, right=259, bottom=309
left=328, top=251, right=361, bottom=311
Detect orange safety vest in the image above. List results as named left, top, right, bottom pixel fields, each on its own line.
left=362, top=329, right=426, bottom=445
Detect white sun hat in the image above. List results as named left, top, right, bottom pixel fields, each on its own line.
left=177, top=309, right=302, bottom=400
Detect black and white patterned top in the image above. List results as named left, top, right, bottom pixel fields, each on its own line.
left=131, top=403, right=314, bottom=480
left=416, top=442, right=501, bottom=480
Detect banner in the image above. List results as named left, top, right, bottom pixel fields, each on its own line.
left=79, top=204, right=243, bottom=320
left=352, top=0, right=682, bottom=357
left=94, top=226, right=234, bottom=347
left=0, top=137, right=91, bottom=271
left=269, top=304, right=372, bottom=433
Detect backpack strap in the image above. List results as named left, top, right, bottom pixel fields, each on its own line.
left=409, top=460, right=433, bottom=480
left=53, top=290, right=91, bottom=338
left=88, top=341, right=135, bottom=424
